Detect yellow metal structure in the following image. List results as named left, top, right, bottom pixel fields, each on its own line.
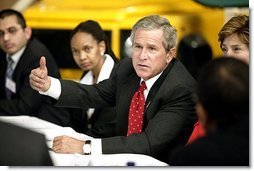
left=23, top=0, right=227, bottom=79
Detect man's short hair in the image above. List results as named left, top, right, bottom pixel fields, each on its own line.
left=0, top=9, right=27, bottom=28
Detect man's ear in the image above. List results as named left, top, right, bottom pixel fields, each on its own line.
left=24, top=27, right=32, bottom=39
left=166, top=47, right=175, bottom=64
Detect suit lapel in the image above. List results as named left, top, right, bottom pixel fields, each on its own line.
left=144, top=59, right=175, bottom=113
left=117, top=73, right=140, bottom=135
left=0, top=52, right=7, bottom=98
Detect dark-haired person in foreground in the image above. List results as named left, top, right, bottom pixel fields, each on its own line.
left=187, top=14, right=249, bottom=144
left=169, top=57, right=249, bottom=166
left=0, top=121, right=53, bottom=166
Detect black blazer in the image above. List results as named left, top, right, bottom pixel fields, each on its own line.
left=0, top=121, right=53, bottom=166
left=168, top=115, right=249, bottom=166
left=67, top=61, right=118, bottom=138
left=56, top=57, right=197, bottom=162
left=0, top=38, right=71, bottom=126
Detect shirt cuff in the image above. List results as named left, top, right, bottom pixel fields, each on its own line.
left=90, top=139, right=102, bottom=155
left=39, top=76, right=61, bottom=100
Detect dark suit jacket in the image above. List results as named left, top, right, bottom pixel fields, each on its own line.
left=0, top=121, right=53, bottom=166
left=0, top=38, right=71, bottom=126
left=56, top=57, right=197, bottom=162
left=168, top=115, right=249, bottom=166
left=67, top=61, right=118, bottom=138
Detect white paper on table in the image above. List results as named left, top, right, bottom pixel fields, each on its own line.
left=0, top=116, right=60, bottom=130
left=89, top=153, right=169, bottom=166
left=49, top=151, right=90, bottom=166
left=0, top=116, right=92, bottom=140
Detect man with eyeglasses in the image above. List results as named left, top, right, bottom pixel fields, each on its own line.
left=0, top=9, right=70, bottom=126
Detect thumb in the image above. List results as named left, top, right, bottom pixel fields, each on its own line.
left=40, top=56, right=47, bottom=71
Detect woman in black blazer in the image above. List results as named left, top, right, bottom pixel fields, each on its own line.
left=65, top=20, right=119, bottom=137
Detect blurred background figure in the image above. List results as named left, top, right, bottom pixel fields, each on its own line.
left=187, top=14, right=249, bottom=144
left=123, top=36, right=132, bottom=58
left=0, top=9, right=70, bottom=126
left=177, top=33, right=212, bottom=79
left=218, top=15, right=249, bottom=64
left=66, top=20, right=118, bottom=137
left=168, top=57, right=249, bottom=166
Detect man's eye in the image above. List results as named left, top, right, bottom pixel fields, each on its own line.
left=221, top=47, right=227, bottom=52
left=149, top=47, right=156, bottom=51
left=8, top=28, right=18, bottom=34
left=134, top=45, right=141, bottom=49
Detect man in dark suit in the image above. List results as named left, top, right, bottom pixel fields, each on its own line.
left=0, top=121, right=53, bottom=166
left=29, top=15, right=196, bottom=162
left=168, top=57, right=249, bottom=166
left=0, top=9, right=71, bottom=126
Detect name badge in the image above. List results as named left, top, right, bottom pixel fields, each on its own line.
left=5, top=78, right=16, bottom=93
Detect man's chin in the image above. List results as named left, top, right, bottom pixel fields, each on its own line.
left=136, top=72, right=150, bottom=80
left=5, top=49, right=16, bottom=55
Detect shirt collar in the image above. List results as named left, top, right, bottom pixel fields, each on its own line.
left=97, top=54, right=114, bottom=83
left=141, top=71, right=163, bottom=93
left=80, top=54, right=115, bottom=84
left=6, top=45, right=26, bottom=67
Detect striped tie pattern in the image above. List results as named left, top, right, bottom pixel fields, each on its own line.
left=5, top=57, right=14, bottom=99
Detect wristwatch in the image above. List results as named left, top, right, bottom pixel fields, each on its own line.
left=83, top=140, right=91, bottom=155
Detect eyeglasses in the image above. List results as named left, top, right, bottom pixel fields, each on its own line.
left=0, top=26, right=23, bottom=38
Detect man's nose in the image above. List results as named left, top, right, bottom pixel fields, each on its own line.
left=140, top=49, right=148, bottom=60
left=3, top=32, right=10, bottom=41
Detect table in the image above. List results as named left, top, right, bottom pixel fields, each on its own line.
left=0, top=116, right=168, bottom=166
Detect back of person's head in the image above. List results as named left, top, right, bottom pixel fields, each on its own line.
left=0, top=9, right=26, bottom=28
left=218, top=15, right=249, bottom=47
left=177, top=33, right=212, bottom=79
left=196, top=57, right=249, bottom=126
left=130, top=15, right=177, bottom=52
left=0, top=121, right=53, bottom=166
left=70, top=20, right=117, bottom=61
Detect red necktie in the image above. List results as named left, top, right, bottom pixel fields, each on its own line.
left=127, top=81, right=147, bottom=136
